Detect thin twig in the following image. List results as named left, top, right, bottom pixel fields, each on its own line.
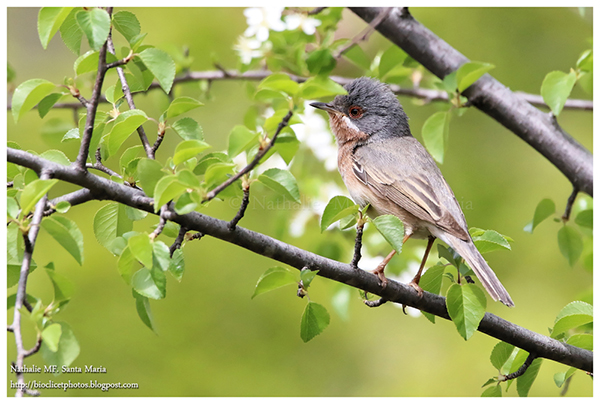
left=169, top=225, right=188, bottom=257
left=350, top=219, right=364, bottom=269
left=10, top=70, right=592, bottom=112
left=74, top=40, right=108, bottom=170
left=364, top=297, right=388, bottom=307
left=204, top=110, right=293, bottom=202
left=500, top=352, right=537, bottom=381
left=106, top=36, right=154, bottom=159
left=334, top=7, right=392, bottom=59
left=562, top=186, right=579, bottom=222
left=10, top=170, right=51, bottom=397
left=151, top=205, right=169, bottom=239
left=228, top=183, right=251, bottom=231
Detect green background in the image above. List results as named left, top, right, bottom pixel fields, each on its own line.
left=7, top=7, right=593, bottom=397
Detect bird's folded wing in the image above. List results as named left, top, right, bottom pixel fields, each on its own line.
left=353, top=137, right=469, bottom=241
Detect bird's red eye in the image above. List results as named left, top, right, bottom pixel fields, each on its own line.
left=348, top=106, right=363, bottom=119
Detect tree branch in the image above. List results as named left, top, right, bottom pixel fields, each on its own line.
left=9, top=169, right=51, bottom=397
left=7, top=147, right=593, bottom=374
left=10, top=70, right=592, bottom=112
left=106, top=36, right=154, bottom=159
left=204, top=110, right=293, bottom=202
left=350, top=7, right=593, bottom=197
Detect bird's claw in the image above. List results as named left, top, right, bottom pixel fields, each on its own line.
left=407, top=280, right=424, bottom=298
left=373, top=266, right=388, bottom=289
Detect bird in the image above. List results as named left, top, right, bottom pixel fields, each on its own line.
left=311, top=76, right=514, bottom=307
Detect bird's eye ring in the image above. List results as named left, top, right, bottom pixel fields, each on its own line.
left=348, top=106, right=363, bottom=119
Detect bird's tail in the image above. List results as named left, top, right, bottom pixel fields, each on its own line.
left=446, top=235, right=514, bottom=307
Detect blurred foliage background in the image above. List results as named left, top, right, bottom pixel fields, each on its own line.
left=6, top=7, right=592, bottom=397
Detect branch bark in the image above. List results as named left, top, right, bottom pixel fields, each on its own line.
left=350, top=7, right=593, bottom=197
left=7, top=147, right=593, bottom=374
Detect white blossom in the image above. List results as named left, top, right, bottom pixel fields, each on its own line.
left=284, top=14, right=322, bottom=35
left=233, top=36, right=263, bottom=65
left=243, top=7, right=286, bottom=42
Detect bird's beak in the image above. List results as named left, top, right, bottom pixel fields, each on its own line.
left=310, top=102, right=342, bottom=115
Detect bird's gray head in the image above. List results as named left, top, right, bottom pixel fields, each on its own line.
left=311, top=77, right=412, bottom=141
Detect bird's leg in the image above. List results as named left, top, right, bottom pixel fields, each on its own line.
left=407, top=236, right=436, bottom=297
left=373, top=249, right=396, bottom=288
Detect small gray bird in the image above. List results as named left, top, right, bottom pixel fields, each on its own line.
left=311, top=77, right=514, bottom=307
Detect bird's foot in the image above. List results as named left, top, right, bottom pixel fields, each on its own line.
left=372, top=265, right=388, bottom=289
left=407, top=280, right=424, bottom=298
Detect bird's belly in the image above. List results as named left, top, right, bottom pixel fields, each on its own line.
left=343, top=176, right=431, bottom=240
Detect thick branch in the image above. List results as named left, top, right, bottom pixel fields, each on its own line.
left=350, top=7, right=593, bottom=197
left=7, top=147, right=593, bottom=374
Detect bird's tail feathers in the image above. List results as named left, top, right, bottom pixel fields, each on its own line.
left=447, top=236, right=514, bottom=307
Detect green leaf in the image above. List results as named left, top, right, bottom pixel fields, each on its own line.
left=342, top=46, right=371, bottom=71
left=372, top=214, right=405, bottom=254
left=117, top=246, right=137, bottom=284
left=40, top=149, right=71, bottom=166
left=204, top=162, right=236, bottom=189
left=7, top=197, right=20, bottom=219
left=257, top=168, right=301, bottom=204
left=490, top=341, right=518, bottom=373
left=379, top=46, right=408, bottom=78
left=554, top=367, right=577, bottom=388
left=171, top=117, right=204, bottom=141
left=551, top=301, right=593, bottom=338
left=45, top=266, right=75, bottom=304
left=257, top=73, right=300, bottom=96
left=73, top=49, right=117, bottom=76
left=456, top=61, right=495, bottom=92
left=41, top=216, right=84, bottom=265
left=153, top=175, right=188, bottom=212
left=134, top=291, right=157, bottom=333
left=574, top=209, right=592, bottom=229
left=75, top=8, right=111, bottom=51
left=331, top=286, right=351, bottom=321
left=11, top=78, right=56, bottom=123
left=516, top=358, right=543, bottom=397
left=132, top=267, right=165, bottom=300
left=38, top=92, right=64, bottom=118
left=273, top=131, right=300, bottom=165
left=40, top=322, right=80, bottom=371
left=93, top=203, right=134, bottom=251
left=437, top=244, right=461, bottom=268
left=128, top=233, right=153, bottom=268
left=421, top=111, right=451, bottom=164
left=566, top=334, right=593, bottom=350
left=306, top=49, right=336, bottom=75
left=19, top=179, right=59, bottom=217
left=557, top=225, right=583, bottom=266
left=166, top=96, right=203, bottom=119
left=173, top=139, right=211, bottom=165
left=251, top=266, right=297, bottom=299
left=103, top=109, right=148, bottom=157
left=59, top=8, right=83, bottom=55
left=138, top=47, right=176, bottom=93
left=446, top=283, right=487, bottom=340
left=168, top=249, right=185, bottom=281
left=41, top=323, right=62, bottom=352
left=576, top=49, right=593, bottom=72
left=300, top=268, right=318, bottom=287
left=300, top=302, right=330, bottom=342
left=112, top=10, right=141, bottom=43
left=472, top=229, right=511, bottom=254
left=320, top=195, right=359, bottom=232
left=228, top=125, right=259, bottom=158
left=541, top=70, right=578, bottom=116
left=38, top=7, right=74, bottom=49
left=299, top=76, right=347, bottom=99
left=526, top=198, right=555, bottom=233
left=137, top=158, right=165, bottom=197
left=481, top=385, right=502, bottom=397
left=419, top=264, right=445, bottom=323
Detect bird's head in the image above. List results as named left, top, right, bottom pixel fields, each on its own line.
left=310, top=77, right=412, bottom=144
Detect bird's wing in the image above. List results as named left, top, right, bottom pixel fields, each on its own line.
left=353, top=136, right=470, bottom=241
